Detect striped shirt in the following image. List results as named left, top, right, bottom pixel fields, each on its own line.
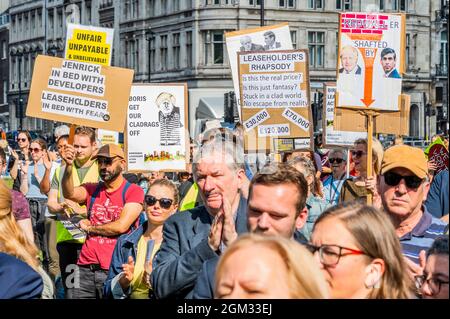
left=400, top=207, right=448, bottom=264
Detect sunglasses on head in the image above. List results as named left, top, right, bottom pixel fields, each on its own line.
left=17, top=138, right=27, bottom=142
left=29, top=147, right=42, bottom=153
left=145, top=195, right=173, bottom=209
left=351, top=150, right=367, bottom=158
left=96, top=157, right=118, bottom=166
left=383, top=171, right=425, bottom=189
left=329, top=158, right=344, bottom=164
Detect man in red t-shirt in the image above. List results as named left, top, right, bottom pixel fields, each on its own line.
left=61, top=143, right=144, bottom=299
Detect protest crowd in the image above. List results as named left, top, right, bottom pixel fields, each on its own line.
left=0, top=13, right=449, bottom=302
left=0, top=125, right=448, bottom=300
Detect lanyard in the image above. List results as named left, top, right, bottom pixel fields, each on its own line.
left=329, top=174, right=345, bottom=204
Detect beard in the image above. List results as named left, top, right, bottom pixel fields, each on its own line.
left=100, top=166, right=122, bottom=182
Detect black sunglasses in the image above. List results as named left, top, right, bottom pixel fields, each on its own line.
left=329, top=158, right=344, bottom=164
left=97, top=157, right=118, bottom=166
left=351, top=150, right=367, bottom=158
left=384, top=171, right=425, bottom=189
left=17, top=138, right=27, bottom=142
left=145, top=195, right=173, bottom=209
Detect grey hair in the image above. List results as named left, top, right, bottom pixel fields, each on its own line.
left=287, top=156, right=317, bottom=194
left=329, top=148, right=347, bottom=161
left=54, top=125, right=70, bottom=138
left=192, top=139, right=245, bottom=180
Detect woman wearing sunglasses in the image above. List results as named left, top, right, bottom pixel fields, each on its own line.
left=310, top=202, right=414, bottom=299
left=9, top=130, right=32, bottom=191
left=104, top=179, right=179, bottom=299
left=339, top=138, right=384, bottom=206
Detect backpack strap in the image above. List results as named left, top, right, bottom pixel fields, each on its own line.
left=87, top=182, right=104, bottom=221
left=121, top=180, right=140, bottom=232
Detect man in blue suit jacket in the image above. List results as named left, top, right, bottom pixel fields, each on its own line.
left=192, top=164, right=310, bottom=299
left=152, top=140, right=248, bottom=299
left=381, top=47, right=402, bottom=79
left=0, top=253, right=43, bottom=299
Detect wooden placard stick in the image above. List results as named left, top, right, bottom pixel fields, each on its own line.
left=68, top=124, right=77, bottom=145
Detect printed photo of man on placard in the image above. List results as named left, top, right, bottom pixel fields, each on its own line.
left=263, top=31, right=282, bottom=50
left=339, top=45, right=362, bottom=75
left=240, top=35, right=265, bottom=52
left=380, top=47, right=401, bottom=79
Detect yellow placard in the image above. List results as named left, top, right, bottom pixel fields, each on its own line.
left=65, top=24, right=114, bottom=66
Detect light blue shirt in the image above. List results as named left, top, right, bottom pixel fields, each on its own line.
left=26, top=163, right=47, bottom=199
left=323, top=175, right=347, bottom=205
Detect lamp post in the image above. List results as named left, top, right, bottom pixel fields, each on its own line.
left=260, top=0, right=265, bottom=27
left=145, top=29, right=154, bottom=83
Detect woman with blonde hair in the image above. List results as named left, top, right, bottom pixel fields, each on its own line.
left=215, top=234, right=329, bottom=299
left=0, top=180, right=54, bottom=298
left=339, top=137, right=384, bottom=206
left=310, top=202, right=414, bottom=299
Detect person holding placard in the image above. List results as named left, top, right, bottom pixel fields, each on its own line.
left=61, top=143, right=144, bottom=299
left=339, top=138, right=384, bottom=206
left=47, top=127, right=100, bottom=299
left=104, top=179, right=179, bottom=299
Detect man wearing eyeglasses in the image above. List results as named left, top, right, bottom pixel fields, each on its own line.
left=377, top=145, right=447, bottom=276
left=61, top=143, right=144, bottom=299
left=323, top=149, right=347, bottom=205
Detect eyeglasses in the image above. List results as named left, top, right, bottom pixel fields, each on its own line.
left=329, top=158, right=344, bottom=164
left=383, top=171, right=424, bottom=189
left=415, top=274, right=449, bottom=296
left=29, top=147, right=42, bottom=153
left=306, top=244, right=367, bottom=266
left=145, top=195, right=173, bottom=209
left=351, top=150, right=367, bottom=158
left=17, top=138, right=27, bottom=142
left=96, top=157, right=119, bottom=166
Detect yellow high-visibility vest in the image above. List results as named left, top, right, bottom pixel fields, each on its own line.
left=179, top=183, right=200, bottom=212
left=55, top=162, right=99, bottom=244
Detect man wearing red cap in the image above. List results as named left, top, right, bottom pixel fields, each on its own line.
left=61, top=143, right=144, bottom=299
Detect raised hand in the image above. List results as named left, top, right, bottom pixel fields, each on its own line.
left=62, top=144, right=76, bottom=166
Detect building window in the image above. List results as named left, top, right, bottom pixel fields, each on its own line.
left=135, top=39, right=139, bottom=73
left=3, top=81, right=7, bottom=104
left=379, top=0, right=384, bottom=10
left=204, top=31, right=225, bottom=65
left=160, top=35, right=168, bottom=71
left=336, top=0, right=352, bottom=10
left=440, top=31, right=448, bottom=69
left=186, top=31, right=193, bottom=68
left=308, top=0, right=323, bottom=9
left=405, top=33, right=410, bottom=69
left=279, top=0, right=296, bottom=8
left=173, top=33, right=180, bottom=69
left=308, top=31, right=325, bottom=68
left=436, top=87, right=443, bottom=103
left=392, top=0, right=407, bottom=11
left=249, top=0, right=261, bottom=6
left=1, top=40, right=6, bottom=59
left=290, top=30, right=297, bottom=49
left=150, top=37, right=156, bottom=72
left=174, top=0, right=180, bottom=11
